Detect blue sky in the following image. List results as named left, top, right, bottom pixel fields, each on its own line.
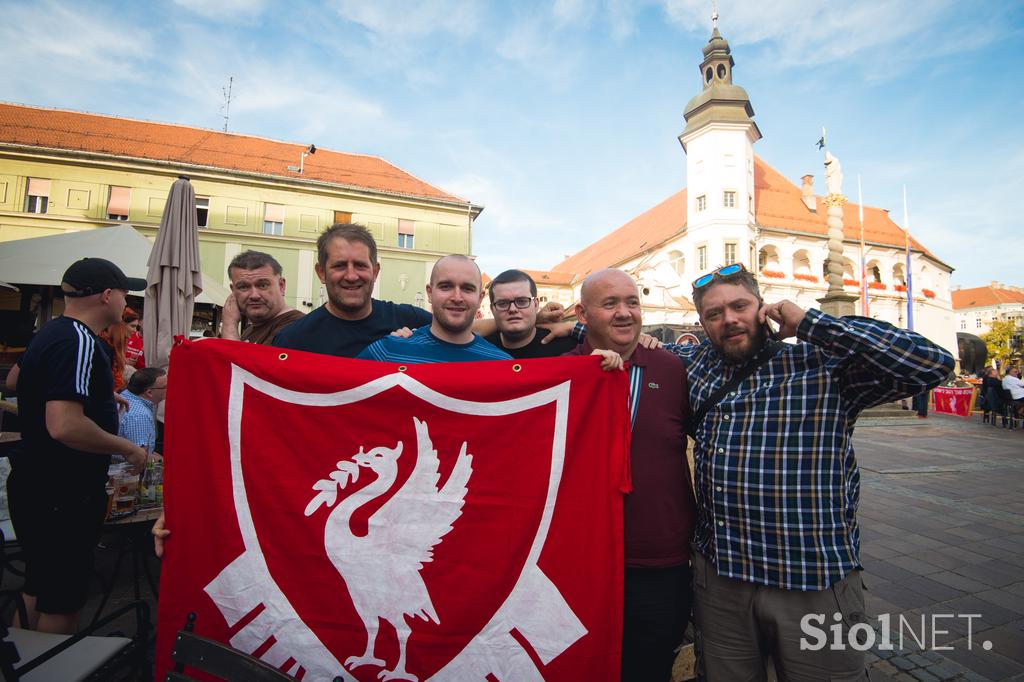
left=3, top=0, right=1022, bottom=288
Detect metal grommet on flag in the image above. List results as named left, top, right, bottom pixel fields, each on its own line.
left=512, top=364, right=522, bottom=372
left=398, top=366, right=408, bottom=372
left=278, top=353, right=288, bottom=361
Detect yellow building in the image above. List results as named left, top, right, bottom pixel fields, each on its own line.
left=0, top=102, right=481, bottom=313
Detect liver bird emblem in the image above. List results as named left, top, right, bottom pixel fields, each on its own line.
left=304, top=417, right=473, bottom=681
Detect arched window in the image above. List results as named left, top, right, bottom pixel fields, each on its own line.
left=892, top=263, right=906, bottom=286
left=792, top=250, right=812, bottom=276
left=758, top=245, right=780, bottom=272
left=668, top=250, right=685, bottom=277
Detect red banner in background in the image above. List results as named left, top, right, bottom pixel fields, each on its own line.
left=155, top=340, right=630, bottom=681
left=933, top=386, right=975, bottom=417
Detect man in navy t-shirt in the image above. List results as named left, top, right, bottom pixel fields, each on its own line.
left=10, top=258, right=149, bottom=634
left=273, top=224, right=432, bottom=358
left=359, top=255, right=511, bottom=364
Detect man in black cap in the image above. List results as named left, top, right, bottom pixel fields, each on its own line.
left=8, top=258, right=149, bottom=634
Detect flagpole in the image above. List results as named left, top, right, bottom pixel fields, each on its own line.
left=903, top=185, right=914, bottom=331
left=858, top=176, right=868, bottom=316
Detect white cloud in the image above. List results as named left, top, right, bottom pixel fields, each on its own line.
left=552, top=0, right=594, bottom=27
left=443, top=171, right=580, bottom=276
left=332, top=0, right=482, bottom=38
left=0, top=0, right=152, bottom=88
left=658, top=0, right=1005, bottom=73
left=171, top=0, right=268, bottom=22
left=162, top=33, right=392, bottom=145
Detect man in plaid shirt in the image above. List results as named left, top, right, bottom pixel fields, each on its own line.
left=667, top=265, right=954, bottom=680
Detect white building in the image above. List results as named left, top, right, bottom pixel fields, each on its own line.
left=952, top=283, right=1024, bottom=335
left=528, top=21, right=957, bottom=355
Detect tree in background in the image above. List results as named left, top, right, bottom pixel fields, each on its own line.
left=982, top=320, right=1021, bottom=370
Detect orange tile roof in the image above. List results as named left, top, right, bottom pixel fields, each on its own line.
left=554, top=156, right=944, bottom=276
left=521, top=269, right=576, bottom=286
left=555, top=189, right=687, bottom=279
left=0, top=102, right=464, bottom=204
left=951, top=285, right=1024, bottom=310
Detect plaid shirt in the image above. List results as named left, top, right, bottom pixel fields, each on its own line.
left=118, top=389, right=157, bottom=453
left=665, top=309, right=954, bottom=590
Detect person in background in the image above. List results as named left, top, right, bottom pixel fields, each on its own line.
left=9, top=257, right=148, bottom=634
left=1002, top=367, right=1024, bottom=425
left=123, top=307, right=145, bottom=370
left=981, top=366, right=1004, bottom=426
left=118, top=367, right=168, bottom=456
left=99, top=321, right=129, bottom=392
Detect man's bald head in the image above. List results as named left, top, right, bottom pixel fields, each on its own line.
left=580, top=269, right=639, bottom=305
left=430, top=254, right=481, bottom=287
left=576, top=269, right=642, bottom=359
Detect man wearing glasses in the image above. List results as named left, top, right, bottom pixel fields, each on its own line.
left=484, top=270, right=577, bottom=359
left=669, top=263, right=954, bottom=681
left=118, top=367, right=168, bottom=456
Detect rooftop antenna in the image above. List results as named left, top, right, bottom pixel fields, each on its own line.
left=220, top=76, right=234, bottom=133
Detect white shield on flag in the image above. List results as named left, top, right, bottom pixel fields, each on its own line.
left=202, top=365, right=587, bottom=681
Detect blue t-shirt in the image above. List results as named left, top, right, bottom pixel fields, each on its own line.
left=15, top=316, right=116, bottom=490
left=357, top=326, right=512, bottom=364
left=272, top=300, right=432, bottom=358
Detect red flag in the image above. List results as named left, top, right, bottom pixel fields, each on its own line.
left=155, top=339, right=630, bottom=680
left=932, top=386, right=974, bottom=418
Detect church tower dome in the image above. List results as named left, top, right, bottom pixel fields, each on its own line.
left=678, top=13, right=761, bottom=279
left=680, top=20, right=761, bottom=148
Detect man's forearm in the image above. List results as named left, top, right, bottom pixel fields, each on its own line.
left=471, top=317, right=497, bottom=337
left=47, top=408, right=136, bottom=457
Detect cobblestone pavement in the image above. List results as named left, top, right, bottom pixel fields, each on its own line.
left=854, top=413, right=1024, bottom=682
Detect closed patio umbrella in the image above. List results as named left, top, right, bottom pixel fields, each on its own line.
left=144, top=177, right=203, bottom=368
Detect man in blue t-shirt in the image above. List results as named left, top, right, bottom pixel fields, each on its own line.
left=359, top=255, right=512, bottom=363
left=10, top=258, right=149, bottom=634
left=273, top=224, right=433, bottom=358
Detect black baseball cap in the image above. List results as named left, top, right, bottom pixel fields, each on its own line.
left=61, top=258, right=147, bottom=298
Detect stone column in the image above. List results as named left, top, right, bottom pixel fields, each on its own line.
left=817, top=153, right=858, bottom=317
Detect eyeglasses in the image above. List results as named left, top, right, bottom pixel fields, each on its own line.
left=493, top=297, right=534, bottom=311
left=692, top=263, right=747, bottom=289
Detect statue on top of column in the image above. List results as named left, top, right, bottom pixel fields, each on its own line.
left=824, top=151, right=843, bottom=196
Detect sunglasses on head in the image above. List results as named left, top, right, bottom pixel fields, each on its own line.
left=692, top=263, right=747, bottom=289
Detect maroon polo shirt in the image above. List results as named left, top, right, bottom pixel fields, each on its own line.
left=568, top=341, right=695, bottom=567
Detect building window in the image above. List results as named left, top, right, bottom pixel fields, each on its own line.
left=723, top=191, right=736, bottom=208
left=25, top=178, right=50, bottom=214
left=960, top=319, right=966, bottom=330
left=263, top=203, right=285, bottom=236
left=334, top=210, right=352, bottom=225
left=107, top=186, right=130, bottom=221
left=975, top=318, right=981, bottom=329
left=724, top=242, right=737, bottom=264
left=196, top=197, right=209, bottom=228
left=398, top=219, right=415, bottom=249
left=696, top=195, right=707, bottom=212
left=668, top=250, right=685, bottom=277
left=697, top=245, right=707, bottom=272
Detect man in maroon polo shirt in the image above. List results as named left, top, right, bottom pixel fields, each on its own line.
left=567, top=268, right=695, bottom=682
